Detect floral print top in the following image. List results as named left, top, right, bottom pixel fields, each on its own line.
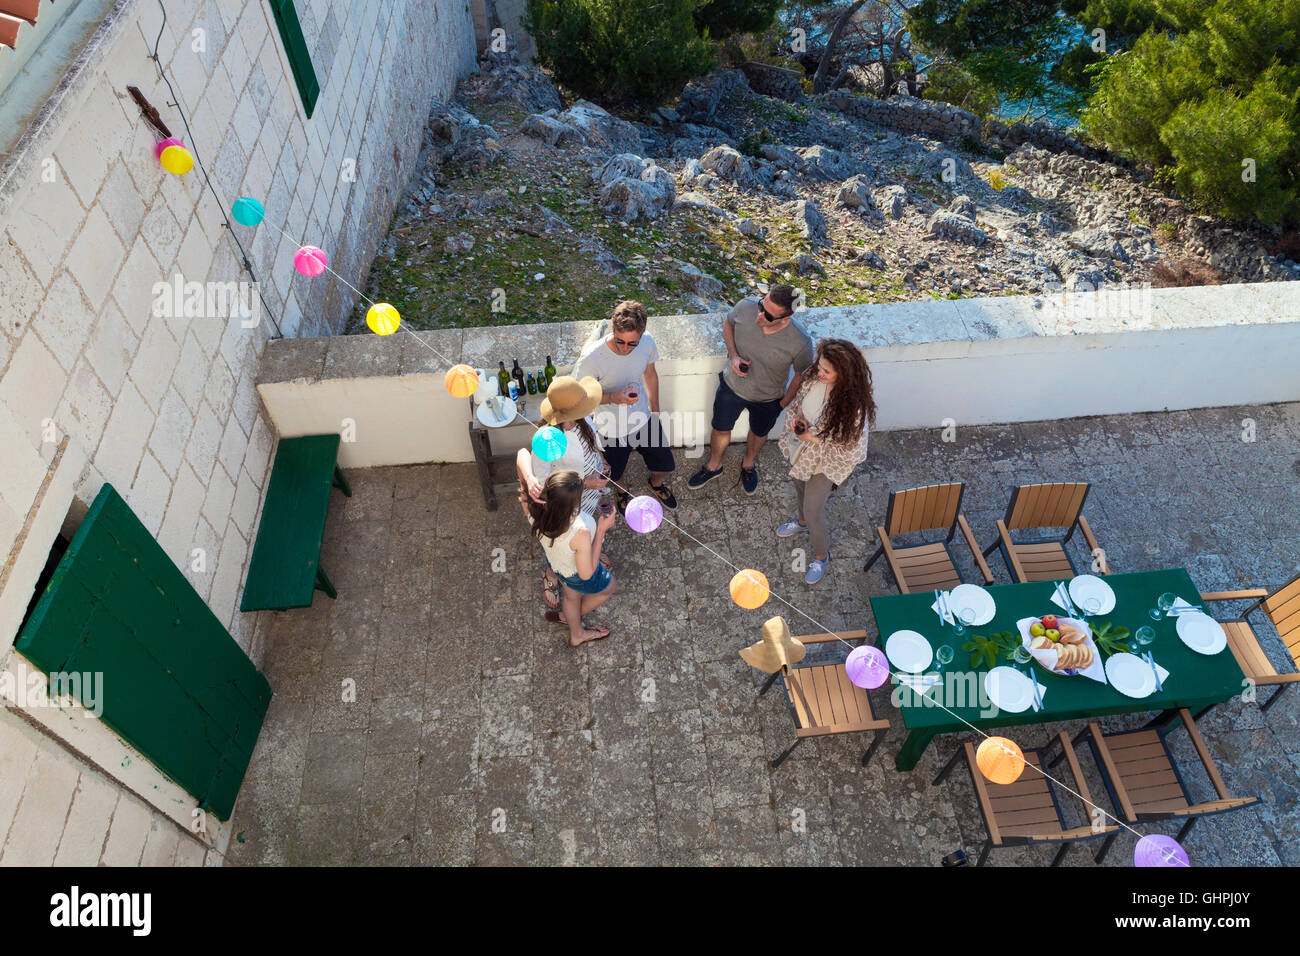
left=777, top=378, right=870, bottom=485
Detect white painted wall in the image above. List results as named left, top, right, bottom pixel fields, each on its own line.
left=0, top=0, right=477, bottom=864
left=256, top=282, right=1300, bottom=467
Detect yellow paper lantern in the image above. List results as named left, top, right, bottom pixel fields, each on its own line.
left=976, top=736, right=1025, bottom=785
left=159, top=144, right=194, bottom=175
left=729, top=569, right=770, bottom=610
left=444, top=364, right=479, bottom=398
left=366, top=302, right=401, bottom=335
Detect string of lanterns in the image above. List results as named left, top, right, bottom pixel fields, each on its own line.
left=154, top=135, right=1186, bottom=869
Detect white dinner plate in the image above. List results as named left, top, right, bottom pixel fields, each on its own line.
left=1176, top=612, right=1228, bottom=655
left=476, top=396, right=518, bottom=428
left=1106, top=652, right=1157, bottom=698
left=949, top=583, right=996, bottom=626
left=885, top=630, right=933, bottom=673
left=1069, top=574, right=1116, bottom=615
left=984, top=666, right=1036, bottom=714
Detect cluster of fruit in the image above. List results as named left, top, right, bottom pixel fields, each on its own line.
left=1029, top=614, right=1095, bottom=671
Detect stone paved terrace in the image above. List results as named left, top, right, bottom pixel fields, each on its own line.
left=226, top=402, right=1300, bottom=866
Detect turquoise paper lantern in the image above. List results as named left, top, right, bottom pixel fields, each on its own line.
left=531, top=426, right=567, bottom=462
left=232, top=197, right=265, bottom=227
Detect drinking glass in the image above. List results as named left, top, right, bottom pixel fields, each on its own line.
left=1012, top=645, right=1032, bottom=665
left=1135, top=625, right=1155, bottom=648
left=1149, top=591, right=1178, bottom=621
left=1084, top=596, right=1102, bottom=616
left=952, top=606, right=977, bottom=637
left=934, top=644, right=954, bottom=672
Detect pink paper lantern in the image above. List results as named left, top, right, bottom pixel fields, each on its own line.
left=154, top=137, right=185, bottom=160
left=845, top=645, right=890, bottom=689
left=294, top=245, right=328, bottom=277
left=1134, top=834, right=1188, bottom=867
left=624, top=495, right=663, bottom=534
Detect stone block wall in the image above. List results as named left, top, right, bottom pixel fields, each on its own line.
left=0, top=0, right=476, bottom=864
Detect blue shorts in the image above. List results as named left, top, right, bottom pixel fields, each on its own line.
left=711, top=371, right=784, bottom=437
left=559, top=561, right=613, bottom=595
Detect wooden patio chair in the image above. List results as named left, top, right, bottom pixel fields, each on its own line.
left=862, top=482, right=994, bottom=592
left=981, top=481, right=1108, bottom=583
left=759, top=629, right=891, bottom=769
left=1198, top=574, right=1300, bottom=714
left=1068, top=709, right=1258, bottom=843
left=933, top=731, right=1120, bottom=866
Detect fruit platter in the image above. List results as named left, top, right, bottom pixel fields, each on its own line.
left=1016, top=614, right=1107, bottom=683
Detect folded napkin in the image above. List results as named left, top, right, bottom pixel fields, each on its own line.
left=896, top=672, right=943, bottom=694
left=1144, top=653, right=1172, bottom=687
left=1026, top=671, right=1047, bottom=712
left=929, top=592, right=954, bottom=626
left=1166, top=597, right=1203, bottom=617
left=1049, top=581, right=1078, bottom=615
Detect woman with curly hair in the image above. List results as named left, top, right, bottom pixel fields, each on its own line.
left=775, top=339, right=877, bottom=584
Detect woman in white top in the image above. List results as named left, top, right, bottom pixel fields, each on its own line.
left=516, top=375, right=612, bottom=608
left=521, top=470, right=618, bottom=647
left=775, top=339, right=876, bottom=584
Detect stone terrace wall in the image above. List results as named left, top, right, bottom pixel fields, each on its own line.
left=0, top=0, right=476, bottom=864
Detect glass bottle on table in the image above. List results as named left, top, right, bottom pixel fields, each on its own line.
left=512, top=359, right=526, bottom=394
left=545, top=355, right=556, bottom=387
left=497, top=362, right=511, bottom=397
left=526, top=372, right=537, bottom=395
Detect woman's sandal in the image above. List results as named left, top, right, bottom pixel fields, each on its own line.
left=571, top=624, right=611, bottom=647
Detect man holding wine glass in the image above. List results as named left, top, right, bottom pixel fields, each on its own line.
left=572, top=300, right=678, bottom=514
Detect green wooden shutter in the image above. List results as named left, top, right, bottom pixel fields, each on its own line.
left=268, top=0, right=320, bottom=118
left=17, top=484, right=273, bottom=821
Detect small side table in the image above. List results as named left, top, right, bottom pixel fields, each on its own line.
left=467, top=397, right=540, bottom=511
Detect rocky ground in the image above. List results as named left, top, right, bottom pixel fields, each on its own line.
left=348, top=49, right=1300, bottom=333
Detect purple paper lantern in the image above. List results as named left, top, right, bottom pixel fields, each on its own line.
left=624, top=495, right=663, bottom=534
left=845, top=644, right=890, bottom=689
left=1134, top=834, right=1188, bottom=868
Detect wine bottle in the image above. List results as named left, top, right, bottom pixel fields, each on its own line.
left=497, top=362, right=511, bottom=397
left=526, top=372, right=537, bottom=395
left=544, top=355, right=556, bottom=387
left=512, top=359, right=526, bottom=394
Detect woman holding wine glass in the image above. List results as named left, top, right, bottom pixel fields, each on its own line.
left=775, top=339, right=876, bottom=584
left=516, top=375, right=613, bottom=609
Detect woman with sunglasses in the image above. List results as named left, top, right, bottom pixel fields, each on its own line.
left=775, top=339, right=876, bottom=584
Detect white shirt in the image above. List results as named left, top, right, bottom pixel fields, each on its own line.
left=801, top=381, right=828, bottom=428
left=530, top=418, right=605, bottom=516
left=533, top=511, right=594, bottom=580
left=572, top=333, right=659, bottom=441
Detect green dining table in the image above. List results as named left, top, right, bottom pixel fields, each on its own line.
left=868, top=568, right=1247, bottom=772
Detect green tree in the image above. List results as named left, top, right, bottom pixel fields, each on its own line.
left=1081, top=0, right=1300, bottom=224
left=525, top=0, right=713, bottom=105
left=695, top=0, right=785, bottom=39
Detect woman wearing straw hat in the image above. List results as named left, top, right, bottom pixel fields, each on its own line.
left=520, top=471, right=618, bottom=647
left=516, top=375, right=612, bottom=609
left=775, top=339, right=876, bottom=584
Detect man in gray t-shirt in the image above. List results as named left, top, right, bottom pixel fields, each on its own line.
left=687, top=285, right=814, bottom=496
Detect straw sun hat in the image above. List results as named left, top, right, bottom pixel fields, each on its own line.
left=739, top=616, right=807, bottom=674
left=540, top=375, right=602, bottom=426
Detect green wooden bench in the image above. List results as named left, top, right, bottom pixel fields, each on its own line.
left=240, top=434, right=351, bottom=611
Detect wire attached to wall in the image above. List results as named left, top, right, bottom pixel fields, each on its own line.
left=146, top=0, right=284, bottom=339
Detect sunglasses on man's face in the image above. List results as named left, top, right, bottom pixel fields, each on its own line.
left=613, top=336, right=640, bottom=349
left=760, top=302, right=790, bottom=323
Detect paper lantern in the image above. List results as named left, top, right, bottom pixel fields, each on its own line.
left=845, top=644, right=890, bottom=689
left=531, top=425, right=567, bottom=462
left=729, top=569, right=770, bottom=610
left=976, top=736, right=1024, bottom=785
left=159, top=145, right=194, bottom=175
left=624, top=495, right=663, bottom=534
left=1134, top=834, right=1188, bottom=868
left=294, top=246, right=328, bottom=277
left=154, top=137, right=185, bottom=160
left=445, top=364, right=480, bottom=399
left=232, top=197, right=265, bottom=226
left=366, top=302, right=401, bottom=335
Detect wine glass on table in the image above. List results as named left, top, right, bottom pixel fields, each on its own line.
left=952, top=606, right=977, bottom=637
left=1149, top=591, right=1178, bottom=621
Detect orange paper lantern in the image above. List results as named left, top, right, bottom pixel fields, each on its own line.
left=976, top=736, right=1025, bottom=785
left=729, top=569, right=770, bottom=610
left=444, top=364, right=479, bottom=398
